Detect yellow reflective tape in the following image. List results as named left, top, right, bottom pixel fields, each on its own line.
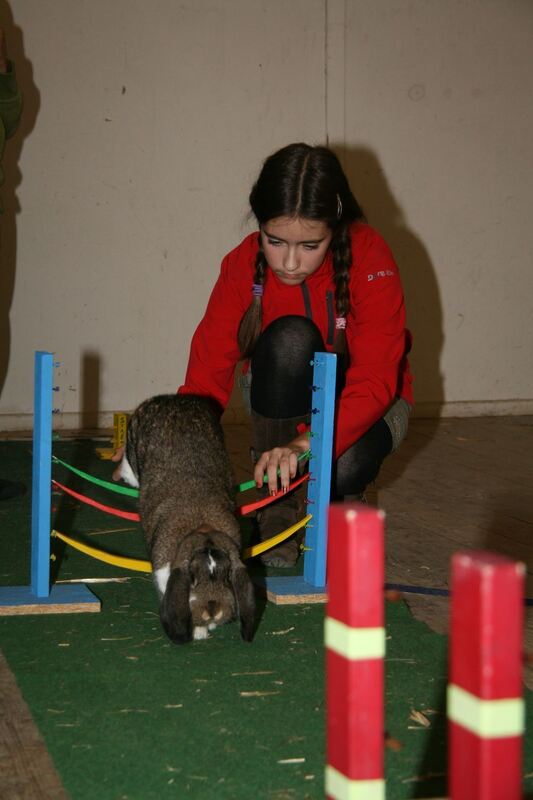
left=325, top=617, right=385, bottom=661
left=325, top=766, right=385, bottom=800
left=447, top=683, right=525, bottom=738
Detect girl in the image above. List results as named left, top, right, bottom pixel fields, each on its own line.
left=181, top=143, right=413, bottom=566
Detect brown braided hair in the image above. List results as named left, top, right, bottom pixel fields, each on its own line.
left=237, top=143, right=364, bottom=358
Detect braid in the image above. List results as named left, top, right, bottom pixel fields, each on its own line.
left=330, top=223, right=353, bottom=355
left=237, top=239, right=267, bottom=358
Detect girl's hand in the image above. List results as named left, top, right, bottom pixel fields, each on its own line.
left=254, top=432, right=309, bottom=495
left=111, top=445, right=124, bottom=481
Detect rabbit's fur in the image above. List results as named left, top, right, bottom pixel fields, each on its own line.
left=116, top=394, right=255, bottom=644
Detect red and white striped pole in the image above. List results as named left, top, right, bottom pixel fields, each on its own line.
left=325, top=504, right=385, bottom=800
left=448, top=551, right=525, bottom=800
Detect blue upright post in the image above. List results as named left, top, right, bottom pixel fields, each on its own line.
left=257, top=351, right=336, bottom=603
left=0, top=350, right=100, bottom=614
left=31, top=351, right=53, bottom=597
left=303, top=352, right=337, bottom=588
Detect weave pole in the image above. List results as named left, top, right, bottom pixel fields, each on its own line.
left=448, top=551, right=525, bottom=799
left=325, top=503, right=386, bottom=799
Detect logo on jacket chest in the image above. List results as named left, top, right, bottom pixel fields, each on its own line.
left=368, top=270, right=395, bottom=281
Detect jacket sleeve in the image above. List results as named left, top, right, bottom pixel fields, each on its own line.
left=334, top=229, right=408, bottom=459
left=178, top=245, right=251, bottom=408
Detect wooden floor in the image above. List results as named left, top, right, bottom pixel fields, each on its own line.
left=0, top=649, right=68, bottom=799
left=225, top=414, right=533, bottom=689
left=1, top=415, right=532, bottom=798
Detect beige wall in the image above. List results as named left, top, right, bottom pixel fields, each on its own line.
left=340, top=0, right=533, bottom=415
left=0, top=0, right=532, bottom=429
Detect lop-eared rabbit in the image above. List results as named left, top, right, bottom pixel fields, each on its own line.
left=116, top=394, right=255, bottom=644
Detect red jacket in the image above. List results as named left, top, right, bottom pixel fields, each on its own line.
left=179, top=223, right=413, bottom=459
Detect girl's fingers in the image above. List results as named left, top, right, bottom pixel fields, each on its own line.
left=111, top=445, right=125, bottom=463
left=267, top=457, right=280, bottom=495
left=278, top=453, right=292, bottom=492
left=254, top=455, right=268, bottom=487
left=111, top=446, right=125, bottom=482
left=289, top=452, right=298, bottom=479
left=254, top=450, right=275, bottom=488
left=254, top=448, right=299, bottom=493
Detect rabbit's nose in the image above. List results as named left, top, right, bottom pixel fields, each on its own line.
left=207, top=600, right=218, bottom=619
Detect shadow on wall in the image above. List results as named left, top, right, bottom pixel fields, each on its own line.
left=340, top=144, right=445, bottom=419
left=0, top=0, right=40, bottom=395
left=81, top=350, right=101, bottom=431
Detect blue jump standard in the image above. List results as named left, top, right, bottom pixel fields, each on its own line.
left=0, top=351, right=99, bottom=615
left=0, top=584, right=100, bottom=613
left=259, top=353, right=336, bottom=604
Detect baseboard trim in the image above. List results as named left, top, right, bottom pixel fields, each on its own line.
left=411, top=399, right=533, bottom=418
left=0, top=411, right=120, bottom=434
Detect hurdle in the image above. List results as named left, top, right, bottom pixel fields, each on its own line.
left=257, top=351, right=337, bottom=604
left=0, top=351, right=100, bottom=615
left=0, top=350, right=336, bottom=609
left=325, top=504, right=526, bottom=799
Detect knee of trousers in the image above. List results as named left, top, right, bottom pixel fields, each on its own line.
left=332, top=420, right=393, bottom=497
left=333, top=453, right=385, bottom=497
left=250, top=316, right=325, bottom=418
left=251, top=316, right=325, bottom=367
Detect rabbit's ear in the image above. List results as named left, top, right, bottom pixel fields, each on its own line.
left=231, top=567, right=256, bottom=642
left=159, top=567, right=193, bottom=645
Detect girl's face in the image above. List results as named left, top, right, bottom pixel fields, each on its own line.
left=260, top=216, right=333, bottom=286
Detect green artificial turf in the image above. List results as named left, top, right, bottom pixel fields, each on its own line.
left=0, top=439, right=532, bottom=799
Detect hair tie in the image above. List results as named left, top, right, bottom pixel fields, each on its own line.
left=335, top=316, right=346, bottom=330
left=336, top=194, right=343, bottom=219
left=252, top=283, right=263, bottom=297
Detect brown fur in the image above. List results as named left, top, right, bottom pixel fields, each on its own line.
left=123, top=394, right=255, bottom=644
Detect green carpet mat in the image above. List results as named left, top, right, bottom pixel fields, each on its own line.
left=0, top=439, right=532, bottom=799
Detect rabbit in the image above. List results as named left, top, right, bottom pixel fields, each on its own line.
left=115, top=393, right=256, bottom=645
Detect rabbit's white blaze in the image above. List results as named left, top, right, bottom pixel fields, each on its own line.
left=117, top=455, right=139, bottom=489
left=154, top=563, right=171, bottom=596
left=207, top=551, right=217, bottom=574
